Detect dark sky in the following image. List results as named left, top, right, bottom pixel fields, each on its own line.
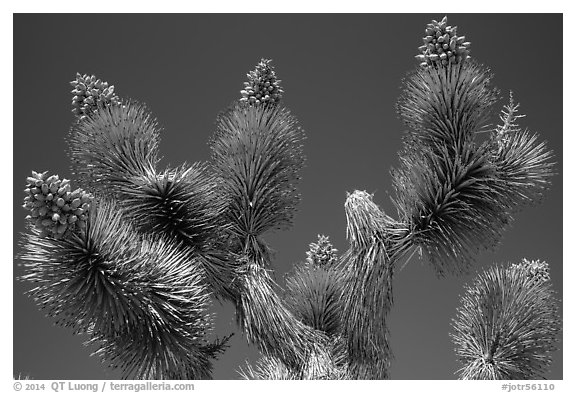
left=13, top=14, right=562, bottom=380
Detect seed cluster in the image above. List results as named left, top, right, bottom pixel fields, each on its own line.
left=415, top=16, right=471, bottom=68
left=305, top=235, right=338, bottom=267
left=70, top=73, right=120, bottom=121
left=240, top=59, right=284, bottom=106
left=23, top=171, right=93, bottom=239
left=512, top=258, right=551, bottom=283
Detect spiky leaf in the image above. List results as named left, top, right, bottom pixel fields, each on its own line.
left=392, top=141, right=514, bottom=275
left=490, top=94, right=553, bottom=206
left=285, top=263, right=345, bottom=337
left=451, top=262, right=561, bottom=380
left=119, top=163, right=227, bottom=248
left=210, top=103, right=305, bottom=242
left=68, top=101, right=161, bottom=194
left=393, top=60, right=553, bottom=275
left=19, top=199, right=221, bottom=379
left=397, top=60, right=499, bottom=149
left=491, top=129, right=554, bottom=208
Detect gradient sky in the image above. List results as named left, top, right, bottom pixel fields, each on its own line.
left=13, top=13, right=562, bottom=380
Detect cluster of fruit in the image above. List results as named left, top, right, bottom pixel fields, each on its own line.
left=23, top=171, right=93, bottom=239
left=240, top=59, right=284, bottom=106
left=70, top=73, right=120, bottom=121
left=416, top=16, right=471, bottom=68
left=305, top=235, right=338, bottom=267
left=512, top=258, right=551, bottom=283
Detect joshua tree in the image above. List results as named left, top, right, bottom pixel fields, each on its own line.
left=17, top=16, right=560, bottom=379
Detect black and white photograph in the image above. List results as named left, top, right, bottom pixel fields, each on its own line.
left=8, top=7, right=569, bottom=389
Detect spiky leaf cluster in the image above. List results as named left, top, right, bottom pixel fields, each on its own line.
left=394, top=43, right=553, bottom=275
left=247, top=235, right=349, bottom=380
left=416, top=16, right=471, bottom=68
left=232, top=234, right=348, bottom=380
left=68, top=101, right=161, bottom=194
left=210, top=103, right=305, bottom=244
left=393, top=142, right=510, bottom=274
left=23, top=171, right=92, bottom=239
left=68, top=76, right=239, bottom=303
left=285, top=262, right=344, bottom=337
left=282, top=256, right=351, bottom=379
left=451, top=262, right=561, bottom=380
left=489, top=92, right=554, bottom=205
left=70, top=73, right=120, bottom=121
left=240, top=59, right=283, bottom=106
left=490, top=113, right=553, bottom=210
left=305, top=234, right=338, bottom=267
left=397, top=59, right=499, bottom=149
left=118, top=164, right=227, bottom=248
left=19, top=200, right=223, bottom=379
left=118, top=164, right=237, bottom=301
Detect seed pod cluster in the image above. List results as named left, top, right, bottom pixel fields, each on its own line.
left=70, top=72, right=120, bottom=121
left=240, top=59, right=284, bottom=106
left=415, top=16, right=471, bottom=68
left=512, top=258, right=551, bottom=283
left=22, top=171, right=93, bottom=239
left=305, top=235, right=338, bottom=267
